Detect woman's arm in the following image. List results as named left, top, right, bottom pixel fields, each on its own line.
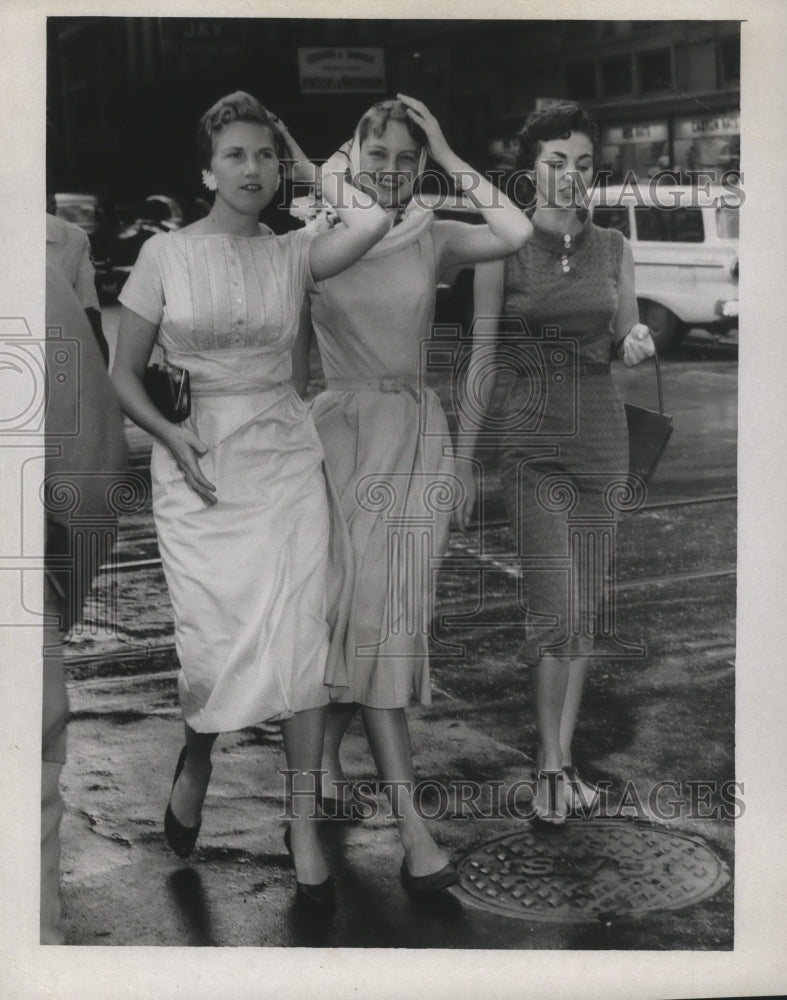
left=290, top=297, right=314, bottom=399
left=614, top=237, right=656, bottom=366
left=270, top=117, right=390, bottom=280
left=452, top=259, right=506, bottom=529
left=396, top=93, right=533, bottom=274
left=111, top=306, right=217, bottom=505
left=271, top=117, right=316, bottom=186
left=307, top=171, right=391, bottom=281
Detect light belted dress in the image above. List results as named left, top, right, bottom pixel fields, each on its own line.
left=119, top=227, right=349, bottom=733
left=308, top=206, right=456, bottom=709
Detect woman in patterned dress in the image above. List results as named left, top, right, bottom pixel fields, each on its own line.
left=111, top=92, right=389, bottom=908
left=464, top=102, right=655, bottom=824
left=300, top=96, right=533, bottom=890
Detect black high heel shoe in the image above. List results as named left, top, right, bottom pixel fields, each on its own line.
left=283, top=825, right=336, bottom=914
left=399, top=858, right=459, bottom=895
left=164, top=746, right=201, bottom=859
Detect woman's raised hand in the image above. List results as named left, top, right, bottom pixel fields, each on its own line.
left=270, top=115, right=315, bottom=184
left=160, top=426, right=218, bottom=506
left=621, top=323, right=657, bottom=367
left=396, top=93, right=453, bottom=166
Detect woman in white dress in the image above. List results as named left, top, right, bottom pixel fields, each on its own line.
left=111, top=92, right=389, bottom=910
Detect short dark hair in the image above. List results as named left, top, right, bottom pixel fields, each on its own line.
left=516, top=102, right=599, bottom=171
left=356, top=99, right=427, bottom=151
left=196, top=91, right=284, bottom=168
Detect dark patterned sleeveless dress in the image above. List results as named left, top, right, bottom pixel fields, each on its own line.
left=498, top=218, right=634, bottom=664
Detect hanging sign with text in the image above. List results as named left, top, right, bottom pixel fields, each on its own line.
left=297, top=47, right=386, bottom=93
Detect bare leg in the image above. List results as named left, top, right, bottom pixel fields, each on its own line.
left=558, top=656, right=591, bottom=766
left=320, top=702, right=358, bottom=801
left=532, top=654, right=569, bottom=771
left=557, top=656, right=600, bottom=812
left=168, top=723, right=218, bottom=828
left=361, top=706, right=450, bottom=877
left=531, top=655, right=569, bottom=821
left=281, top=706, right=330, bottom=886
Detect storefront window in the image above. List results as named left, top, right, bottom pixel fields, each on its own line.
left=673, top=112, right=740, bottom=183
left=600, top=121, right=669, bottom=182
left=721, top=36, right=740, bottom=83
left=601, top=55, right=633, bottom=96
left=566, top=59, right=597, bottom=100
left=638, top=49, right=672, bottom=93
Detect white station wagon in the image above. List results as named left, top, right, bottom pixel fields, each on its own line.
left=591, top=183, right=739, bottom=349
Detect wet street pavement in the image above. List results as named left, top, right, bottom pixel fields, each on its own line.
left=58, top=309, right=737, bottom=949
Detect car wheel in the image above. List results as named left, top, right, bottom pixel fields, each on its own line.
left=637, top=300, right=686, bottom=352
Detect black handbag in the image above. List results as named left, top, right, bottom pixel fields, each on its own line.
left=143, top=362, right=191, bottom=423
left=624, top=353, right=673, bottom=483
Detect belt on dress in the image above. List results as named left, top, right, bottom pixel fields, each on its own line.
left=519, top=361, right=611, bottom=378
left=193, top=381, right=290, bottom=397
left=325, top=377, right=422, bottom=399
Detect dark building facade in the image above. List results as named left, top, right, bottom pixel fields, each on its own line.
left=47, top=17, right=740, bottom=209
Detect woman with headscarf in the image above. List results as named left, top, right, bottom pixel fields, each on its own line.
left=298, top=95, right=532, bottom=892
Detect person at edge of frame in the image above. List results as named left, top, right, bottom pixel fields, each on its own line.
left=42, top=260, right=129, bottom=942
left=46, top=118, right=110, bottom=367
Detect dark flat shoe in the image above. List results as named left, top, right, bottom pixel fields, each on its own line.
left=164, top=746, right=201, bottom=859
left=400, top=859, right=459, bottom=895
left=284, top=826, right=336, bottom=914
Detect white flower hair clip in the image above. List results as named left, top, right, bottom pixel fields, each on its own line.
left=201, top=169, right=217, bottom=192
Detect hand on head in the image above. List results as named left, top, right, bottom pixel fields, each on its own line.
left=395, top=93, right=451, bottom=165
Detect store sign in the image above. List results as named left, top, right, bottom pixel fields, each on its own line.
left=675, top=112, right=740, bottom=139
left=161, top=19, right=242, bottom=52
left=298, top=47, right=386, bottom=93
left=603, top=122, right=669, bottom=145
left=160, top=19, right=243, bottom=71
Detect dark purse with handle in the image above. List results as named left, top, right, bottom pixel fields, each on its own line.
left=143, top=362, right=191, bottom=423
left=624, top=353, right=673, bottom=483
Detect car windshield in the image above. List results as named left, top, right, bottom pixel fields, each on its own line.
left=716, top=205, right=739, bottom=239
left=58, top=202, right=98, bottom=226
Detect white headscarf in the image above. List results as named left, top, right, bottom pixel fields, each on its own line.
left=318, top=117, right=431, bottom=256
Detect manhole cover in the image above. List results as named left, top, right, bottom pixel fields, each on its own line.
left=454, top=820, right=730, bottom=923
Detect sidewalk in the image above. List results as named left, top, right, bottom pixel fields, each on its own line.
left=57, top=349, right=736, bottom=948
left=59, top=567, right=735, bottom=949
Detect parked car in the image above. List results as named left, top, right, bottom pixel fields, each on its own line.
left=591, top=183, right=739, bottom=349
left=108, top=195, right=185, bottom=296
left=52, top=192, right=118, bottom=302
